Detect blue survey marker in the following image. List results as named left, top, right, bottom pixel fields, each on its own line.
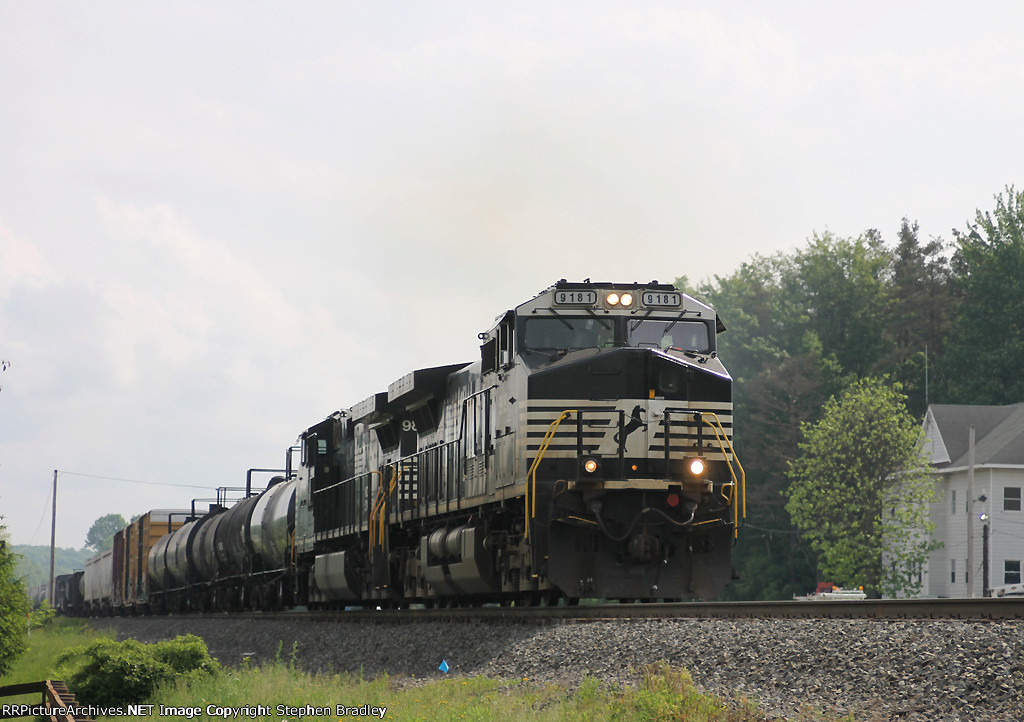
left=439, top=660, right=450, bottom=673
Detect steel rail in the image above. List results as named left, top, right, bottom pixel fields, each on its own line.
left=171, top=598, right=1024, bottom=625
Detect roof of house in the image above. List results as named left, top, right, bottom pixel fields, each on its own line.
left=923, top=403, right=1024, bottom=468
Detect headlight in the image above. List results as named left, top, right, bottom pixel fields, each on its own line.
left=606, top=292, right=620, bottom=306
left=578, top=456, right=602, bottom=479
left=620, top=292, right=633, bottom=306
left=688, top=457, right=707, bottom=476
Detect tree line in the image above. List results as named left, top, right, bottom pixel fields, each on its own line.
left=681, top=186, right=1024, bottom=599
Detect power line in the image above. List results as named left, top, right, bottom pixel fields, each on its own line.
left=29, top=483, right=53, bottom=545
left=993, top=529, right=1024, bottom=542
left=58, top=471, right=214, bottom=490
left=745, top=523, right=801, bottom=535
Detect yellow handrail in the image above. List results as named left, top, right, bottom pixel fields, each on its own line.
left=379, top=468, right=398, bottom=544
left=699, top=412, right=746, bottom=534
left=521, top=409, right=744, bottom=539
left=368, top=467, right=395, bottom=548
left=524, top=409, right=577, bottom=539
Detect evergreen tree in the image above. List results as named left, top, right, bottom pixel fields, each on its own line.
left=878, top=219, right=951, bottom=416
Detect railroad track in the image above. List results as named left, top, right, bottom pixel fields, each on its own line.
left=170, top=597, right=1024, bottom=624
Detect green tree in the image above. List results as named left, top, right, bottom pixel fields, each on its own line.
left=689, top=224, right=952, bottom=599
left=787, top=230, right=891, bottom=378
left=939, top=186, right=1024, bottom=404
left=696, top=247, right=862, bottom=599
left=85, top=513, right=127, bottom=552
left=696, top=255, right=837, bottom=598
left=722, top=346, right=838, bottom=599
left=877, top=219, right=951, bottom=416
left=784, top=378, right=938, bottom=597
left=697, top=252, right=796, bottom=387
left=0, top=517, right=30, bottom=676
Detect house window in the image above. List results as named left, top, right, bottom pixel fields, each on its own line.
left=1004, top=487, right=1021, bottom=512
left=950, top=559, right=956, bottom=584
left=951, top=489, right=957, bottom=515
left=1005, top=560, right=1022, bottom=585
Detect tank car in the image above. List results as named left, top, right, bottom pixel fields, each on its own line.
left=298, top=279, right=744, bottom=605
left=147, top=476, right=297, bottom=613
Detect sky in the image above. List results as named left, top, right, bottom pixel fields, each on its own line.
left=2, top=1, right=1024, bottom=550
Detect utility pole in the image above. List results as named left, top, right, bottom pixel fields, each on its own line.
left=982, top=519, right=990, bottom=597
left=49, top=469, right=56, bottom=604
left=967, top=427, right=975, bottom=598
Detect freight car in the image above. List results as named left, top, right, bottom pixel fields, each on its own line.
left=79, top=280, right=745, bottom=613
left=78, top=510, right=191, bottom=615
left=52, top=571, right=84, bottom=614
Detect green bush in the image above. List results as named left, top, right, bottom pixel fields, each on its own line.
left=56, top=635, right=219, bottom=707
left=151, top=634, right=220, bottom=676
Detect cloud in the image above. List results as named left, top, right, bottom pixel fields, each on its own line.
left=0, top=201, right=370, bottom=547
left=0, top=220, right=57, bottom=299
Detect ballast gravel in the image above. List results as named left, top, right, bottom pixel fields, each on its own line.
left=92, top=616, right=1024, bottom=721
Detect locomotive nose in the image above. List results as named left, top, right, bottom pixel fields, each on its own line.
left=528, top=347, right=730, bottom=402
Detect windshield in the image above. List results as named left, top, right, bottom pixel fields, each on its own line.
left=521, top=317, right=615, bottom=351
left=628, top=319, right=710, bottom=353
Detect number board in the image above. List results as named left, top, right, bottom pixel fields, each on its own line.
left=554, top=290, right=597, bottom=305
left=642, top=291, right=682, bottom=307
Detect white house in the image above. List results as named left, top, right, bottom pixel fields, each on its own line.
left=919, top=403, right=1024, bottom=598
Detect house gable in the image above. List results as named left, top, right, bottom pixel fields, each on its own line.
left=922, top=407, right=951, bottom=465
left=924, top=403, right=1024, bottom=468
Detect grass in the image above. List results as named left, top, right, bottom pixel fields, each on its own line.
left=130, top=661, right=776, bottom=722
left=1, top=621, right=853, bottom=722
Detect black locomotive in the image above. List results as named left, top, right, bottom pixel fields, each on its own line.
left=68, top=280, right=744, bottom=614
